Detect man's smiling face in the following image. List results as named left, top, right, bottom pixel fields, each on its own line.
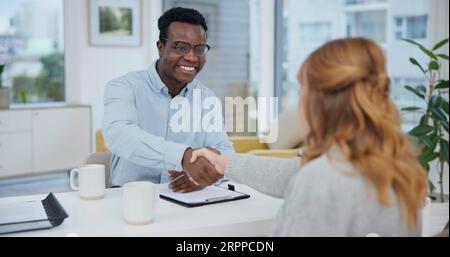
left=157, top=21, right=207, bottom=87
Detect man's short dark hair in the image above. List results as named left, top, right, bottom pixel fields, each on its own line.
left=158, top=7, right=208, bottom=43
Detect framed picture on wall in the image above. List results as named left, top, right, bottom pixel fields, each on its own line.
left=89, top=0, right=142, bottom=47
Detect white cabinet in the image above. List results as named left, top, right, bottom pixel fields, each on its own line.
left=0, top=110, right=32, bottom=177
left=32, top=107, right=91, bottom=173
left=0, top=133, right=32, bottom=177
left=0, top=110, right=31, bottom=133
left=0, top=105, right=91, bottom=178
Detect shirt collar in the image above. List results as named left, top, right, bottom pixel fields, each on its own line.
left=148, top=60, right=195, bottom=97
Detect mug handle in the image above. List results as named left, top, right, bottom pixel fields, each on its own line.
left=70, top=168, right=79, bottom=191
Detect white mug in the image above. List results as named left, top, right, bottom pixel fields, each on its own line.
left=123, top=181, right=159, bottom=225
left=70, top=164, right=105, bottom=200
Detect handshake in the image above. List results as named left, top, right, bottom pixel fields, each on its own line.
left=168, top=148, right=229, bottom=193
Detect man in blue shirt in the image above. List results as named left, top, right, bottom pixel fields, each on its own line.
left=102, top=7, right=234, bottom=191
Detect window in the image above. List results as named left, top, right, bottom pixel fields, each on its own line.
left=163, top=0, right=259, bottom=100
left=276, top=0, right=430, bottom=131
left=299, top=22, right=332, bottom=45
left=391, top=77, right=427, bottom=131
left=394, top=16, right=428, bottom=40
left=0, top=0, right=64, bottom=104
left=163, top=0, right=261, bottom=135
left=346, top=10, right=387, bottom=43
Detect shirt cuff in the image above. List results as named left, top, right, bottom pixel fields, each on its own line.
left=163, top=141, right=189, bottom=171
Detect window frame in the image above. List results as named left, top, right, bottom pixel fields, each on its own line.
left=394, top=15, right=428, bottom=41
left=274, top=0, right=284, bottom=110
left=0, top=0, right=67, bottom=106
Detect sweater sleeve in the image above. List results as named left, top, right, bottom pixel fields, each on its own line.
left=223, top=154, right=301, bottom=198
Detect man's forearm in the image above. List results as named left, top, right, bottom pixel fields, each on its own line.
left=104, top=123, right=188, bottom=170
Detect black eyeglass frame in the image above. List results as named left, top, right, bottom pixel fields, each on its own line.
left=161, top=38, right=211, bottom=57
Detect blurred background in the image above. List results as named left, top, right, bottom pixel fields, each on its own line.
left=0, top=0, right=448, bottom=196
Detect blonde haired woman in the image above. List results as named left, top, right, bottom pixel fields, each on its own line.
left=186, top=38, right=427, bottom=236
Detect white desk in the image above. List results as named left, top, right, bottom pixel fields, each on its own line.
left=0, top=183, right=283, bottom=237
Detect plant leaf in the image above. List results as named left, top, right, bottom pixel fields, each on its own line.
left=409, top=124, right=434, bottom=137
left=420, top=146, right=439, bottom=162
left=435, top=80, right=449, bottom=89
left=437, top=54, right=449, bottom=60
left=420, top=136, right=433, bottom=149
left=429, top=95, right=443, bottom=108
left=428, top=61, right=440, bottom=70
left=417, top=154, right=429, bottom=172
left=433, top=38, right=449, bottom=51
left=418, top=148, right=439, bottom=170
left=443, top=120, right=449, bottom=133
left=421, top=133, right=439, bottom=150
left=404, top=85, right=426, bottom=100
left=440, top=139, right=449, bottom=165
left=416, top=85, right=427, bottom=94
left=419, top=46, right=438, bottom=60
left=409, top=58, right=426, bottom=74
left=428, top=180, right=435, bottom=195
left=442, top=100, right=449, bottom=114
left=403, top=38, right=425, bottom=48
left=401, top=107, right=422, bottom=112
left=426, top=152, right=440, bottom=163
left=18, top=90, right=27, bottom=104
left=421, top=161, right=430, bottom=173
left=421, top=144, right=435, bottom=156
left=419, top=115, right=428, bottom=126
left=431, top=109, right=448, bottom=123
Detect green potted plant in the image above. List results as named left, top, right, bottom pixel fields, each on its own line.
left=401, top=38, right=449, bottom=236
left=0, top=64, right=10, bottom=109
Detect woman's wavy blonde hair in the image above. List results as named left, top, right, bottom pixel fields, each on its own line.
left=299, top=38, right=427, bottom=228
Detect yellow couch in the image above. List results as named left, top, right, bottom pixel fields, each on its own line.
left=96, top=131, right=299, bottom=158
left=229, top=136, right=300, bottom=158
left=96, top=131, right=109, bottom=153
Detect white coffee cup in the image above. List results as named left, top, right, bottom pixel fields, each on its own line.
left=123, top=181, right=159, bottom=225
left=70, top=164, right=105, bottom=200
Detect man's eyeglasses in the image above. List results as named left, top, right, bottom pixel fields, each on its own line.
left=162, top=38, right=211, bottom=57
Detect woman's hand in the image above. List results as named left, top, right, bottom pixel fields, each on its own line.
left=190, top=148, right=229, bottom=175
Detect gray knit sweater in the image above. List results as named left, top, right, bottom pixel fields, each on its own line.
left=224, top=151, right=420, bottom=237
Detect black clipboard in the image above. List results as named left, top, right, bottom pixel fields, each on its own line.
left=0, top=193, right=69, bottom=235
left=160, top=184, right=250, bottom=208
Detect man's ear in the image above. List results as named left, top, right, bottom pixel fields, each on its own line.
left=157, top=41, right=164, bottom=58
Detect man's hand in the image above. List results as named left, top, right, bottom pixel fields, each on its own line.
left=168, top=171, right=204, bottom=193
left=182, top=148, right=223, bottom=187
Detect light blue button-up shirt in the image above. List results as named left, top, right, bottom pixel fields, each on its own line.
left=102, top=61, right=234, bottom=186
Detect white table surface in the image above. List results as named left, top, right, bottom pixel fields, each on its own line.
left=0, top=183, right=283, bottom=237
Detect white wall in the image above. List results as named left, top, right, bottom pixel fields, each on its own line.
left=64, top=0, right=162, bottom=151
left=429, top=0, right=449, bottom=80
